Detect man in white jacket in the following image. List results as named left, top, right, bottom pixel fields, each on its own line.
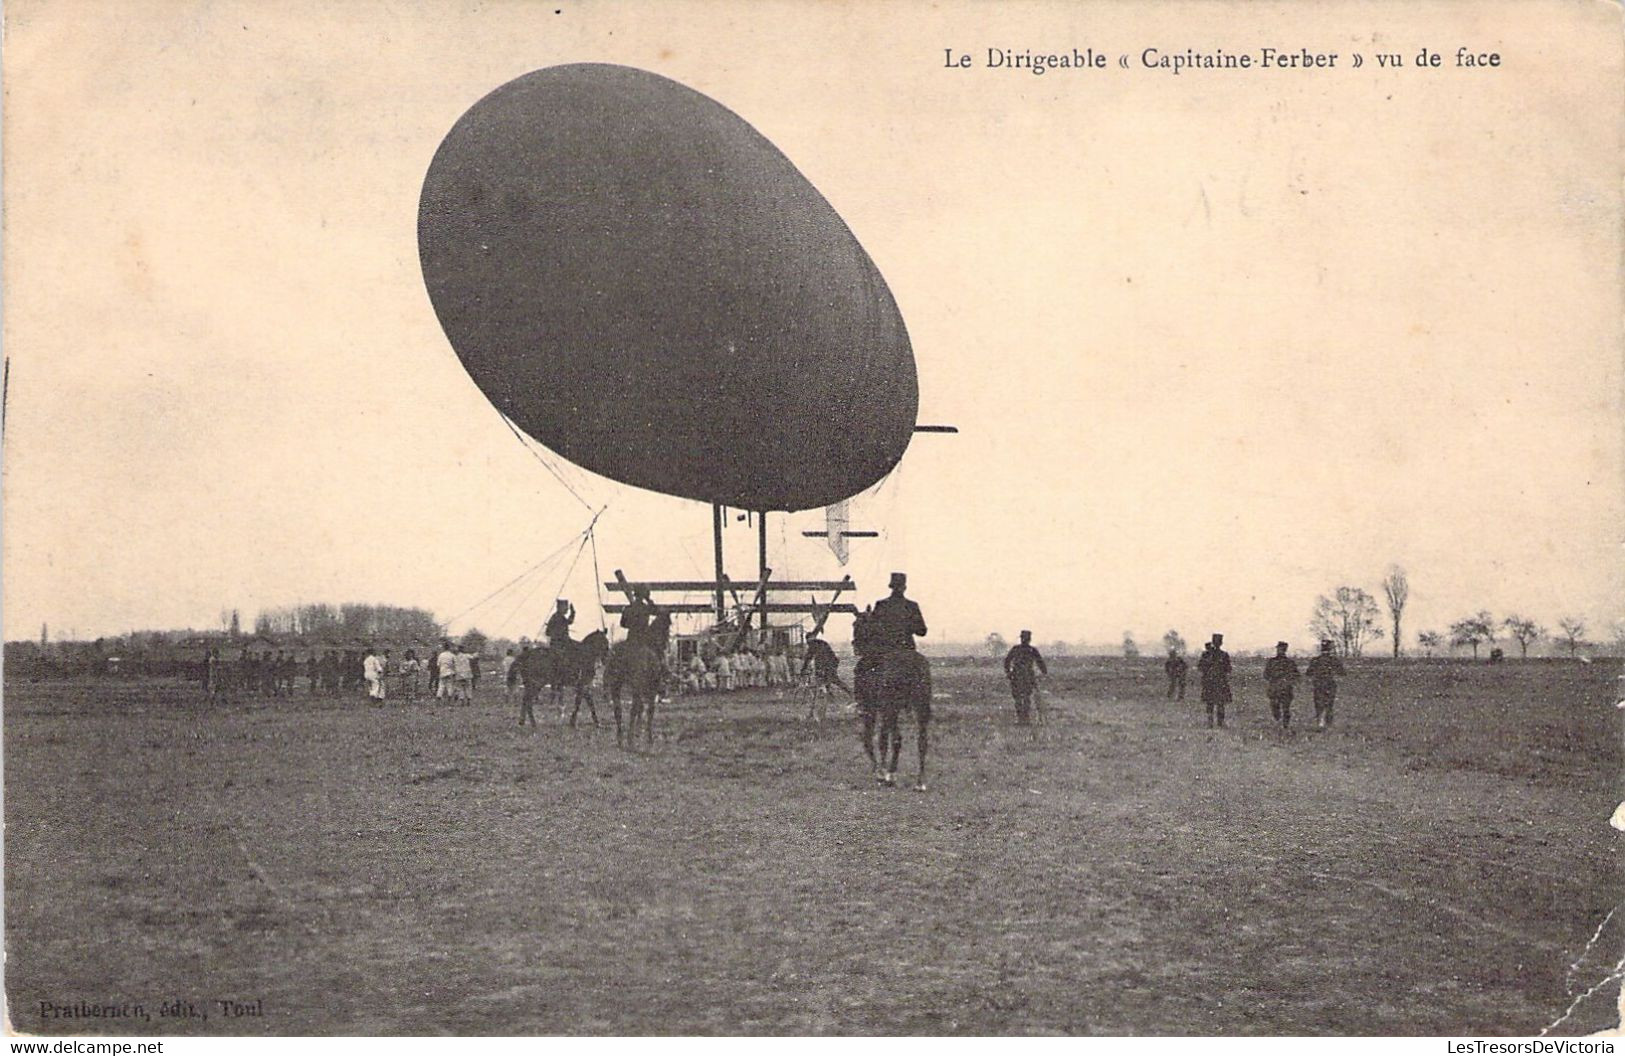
left=363, top=647, right=386, bottom=703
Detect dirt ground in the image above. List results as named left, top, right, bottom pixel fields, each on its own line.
left=5, top=658, right=1621, bottom=1035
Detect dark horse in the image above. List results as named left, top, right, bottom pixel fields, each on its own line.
left=605, top=613, right=671, bottom=748
left=852, top=609, right=933, bottom=791
left=520, top=631, right=609, bottom=726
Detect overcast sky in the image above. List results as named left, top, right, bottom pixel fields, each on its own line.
left=4, top=0, right=1620, bottom=650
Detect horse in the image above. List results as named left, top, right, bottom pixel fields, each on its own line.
left=545, top=630, right=609, bottom=726
left=852, top=609, right=933, bottom=791
left=605, top=613, right=671, bottom=749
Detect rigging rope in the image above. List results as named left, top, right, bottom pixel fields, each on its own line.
left=438, top=506, right=605, bottom=633
left=497, top=411, right=594, bottom=512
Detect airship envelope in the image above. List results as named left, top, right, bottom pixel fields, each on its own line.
left=418, top=63, right=917, bottom=512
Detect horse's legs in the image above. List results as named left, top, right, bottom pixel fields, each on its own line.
left=584, top=686, right=599, bottom=726
left=628, top=696, right=643, bottom=747
left=644, top=692, right=655, bottom=746
left=610, top=684, right=625, bottom=747
left=914, top=705, right=929, bottom=791
left=881, top=707, right=902, bottom=782
left=861, top=710, right=879, bottom=773
left=569, top=684, right=581, bottom=728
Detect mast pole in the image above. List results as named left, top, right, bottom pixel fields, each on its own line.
left=712, top=503, right=726, bottom=625
left=758, top=511, right=769, bottom=634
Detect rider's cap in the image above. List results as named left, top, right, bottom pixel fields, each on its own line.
left=1276, top=641, right=1289, bottom=650
left=889, top=572, right=907, bottom=588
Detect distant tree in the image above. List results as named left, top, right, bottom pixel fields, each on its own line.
left=229, top=610, right=241, bottom=638
left=39, top=623, right=48, bottom=646
left=1310, top=587, right=1385, bottom=657
left=1555, top=617, right=1587, bottom=658
left=985, top=632, right=1007, bottom=658
left=1161, top=629, right=1187, bottom=656
left=297, top=603, right=340, bottom=635
left=1501, top=615, right=1544, bottom=659
left=1416, top=630, right=1443, bottom=657
left=1381, top=566, right=1409, bottom=658
left=1122, top=632, right=1139, bottom=658
left=1449, top=611, right=1494, bottom=659
left=461, top=628, right=489, bottom=654
left=1049, top=640, right=1070, bottom=657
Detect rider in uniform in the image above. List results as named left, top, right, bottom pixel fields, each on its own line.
left=857, top=572, right=929, bottom=712
left=545, top=599, right=575, bottom=645
left=619, top=588, right=657, bottom=650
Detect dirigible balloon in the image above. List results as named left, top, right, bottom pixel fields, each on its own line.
left=418, top=63, right=917, bottom=512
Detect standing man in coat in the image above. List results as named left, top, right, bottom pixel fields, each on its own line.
left=1262, top=641, right=1301, bottom=729
left=1197, top=633, right=1232, bottom=728
left=1305, top=640, right=1348, bottom=728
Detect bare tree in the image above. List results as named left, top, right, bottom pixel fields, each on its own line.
left=1417, top=630, right=1443, bottom=657
left=1381, top=566, right=1409, bottom=658
left=1449, top=611, right=1494, bottom=659
left=1161, top=629, right=1187, bottom=655
left=1501, top=615, right=1544, bottom=658
left=985, top=632, right=1007, bottom=658
left=1555, top=617, right=1587, bottom=658
left=1310, top=587, right=1385, bottom=657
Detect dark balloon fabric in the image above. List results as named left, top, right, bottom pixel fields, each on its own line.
left=418, top=64, right=917, bottom=512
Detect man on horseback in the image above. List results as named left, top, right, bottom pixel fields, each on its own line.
left=854, top=572, right=932, bottom=791
left=542, top=600, right=577, bottom=720
left=618, top=587, right=656, bottom=650
left=545, top=600, right=574, bottom=646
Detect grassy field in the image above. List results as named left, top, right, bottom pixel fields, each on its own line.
left=5, top=658, right=1621, bottom=1035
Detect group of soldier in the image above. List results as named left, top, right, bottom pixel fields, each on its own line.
left=200, top=641, right=487, bottom=705
left=1163, top=633, right=1347, bottom=729
left=992, top=629, right=1351, bottom=730
left=201, top=647, right=365, bottom=702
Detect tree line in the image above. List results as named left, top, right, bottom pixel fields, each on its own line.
left=979, top=565, right=1612, bottom=660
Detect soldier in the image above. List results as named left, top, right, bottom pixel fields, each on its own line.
left=546, top=599, right=575, bottom=645
left=1164, top=648, right=1188, bottom=700
left=204, top=647, right=221, bottom=701
left=363, top=646, right=386, bottom=704
left=1263, top=641, right=1301, bottom=729
left=869, top=572, right=927, bottom=652
left=502, top=647, right=518, bottom=705
left=799, top=629, right=851, bottom=695
left=1305, top=640, right=1348, bottom=728
left=436, top=639, right=457, bottom=700
left=618, top=589, right=655, bottom=649
left=1003, top=630, right=1048, bottom=724
left=1197, top=633, right=1232, bottom=728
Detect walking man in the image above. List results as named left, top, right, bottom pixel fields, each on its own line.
left=1003, top=630, right=1049, bottom=724
left=1197, top=633, right=1232, bottom=728
left=1305, top=640, right=1348, bottom=728
left=1263, top=641, right=1300, bottom=729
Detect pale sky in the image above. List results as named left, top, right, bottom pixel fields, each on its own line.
left=4, top=0, right=1621, bottom=650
